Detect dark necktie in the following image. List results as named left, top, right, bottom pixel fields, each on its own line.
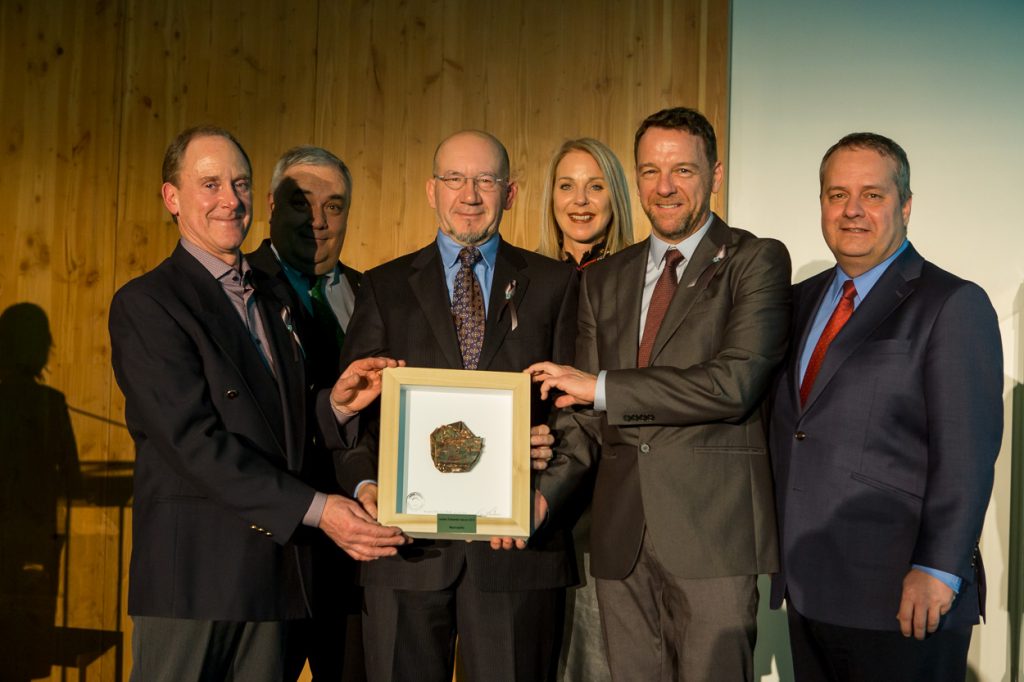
left=800, top=280, right=857, bottom=406
left=637, top=249, right=684, bottom=368
left=452, top=247, right=485, bottom=370
left=308, top=275, right=345, bottom=349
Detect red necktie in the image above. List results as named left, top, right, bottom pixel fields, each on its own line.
left=637, top=249, right=684, bottom=368
left=800, top=280, right=857, bottom=405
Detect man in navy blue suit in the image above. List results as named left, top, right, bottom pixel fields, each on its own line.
left=769, top=132, right=1002, bottom=681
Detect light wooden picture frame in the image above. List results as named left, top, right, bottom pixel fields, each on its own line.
left=377, top=366, right=532, bottom=540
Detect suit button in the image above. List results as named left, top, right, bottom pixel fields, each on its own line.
left=795, top=431, right=806, bottom=441
left=639, top=443, right=651, bottom=454
left=226, top=389, right=239, bottom=399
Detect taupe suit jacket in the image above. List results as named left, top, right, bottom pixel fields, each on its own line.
left=541, top=215, right=791, bottom=580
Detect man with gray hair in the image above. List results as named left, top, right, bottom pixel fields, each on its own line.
left=248, top=145, right=366, bottom=680
left=111, top=128, right=406, bottom=682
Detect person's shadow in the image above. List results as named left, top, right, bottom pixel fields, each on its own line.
left=0, top=302, right=81, bottom=681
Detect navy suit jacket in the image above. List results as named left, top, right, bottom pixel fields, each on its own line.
left=769, top=244, right=1001, bottom=630
left=110, top=244, right=333, bottom=621
left=339, top=237, right=580, bottom=592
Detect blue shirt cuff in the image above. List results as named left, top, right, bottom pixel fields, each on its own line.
left=594, top=370, right=608, bottom=411
left=354, top=480, right=377, bottom=499
left=912, top=564, right=961, bottom=594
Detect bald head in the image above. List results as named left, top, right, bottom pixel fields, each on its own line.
left=433, top=130, right=510, bottom=179
left=427, top=129, right=517, bottom=247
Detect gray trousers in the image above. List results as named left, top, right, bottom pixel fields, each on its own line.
left=595, top=531, right=758, bottom=682
left=131, top=616, right=289, bottom=682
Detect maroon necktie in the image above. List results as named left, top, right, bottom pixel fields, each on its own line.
left=451, top=247, right=485, bottom=370
left=637, top=249, right=684, bottom=368
left=800, top=280, right=857, bottom=405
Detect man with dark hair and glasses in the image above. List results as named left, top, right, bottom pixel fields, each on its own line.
left=338, top=130, right=580, bottom=682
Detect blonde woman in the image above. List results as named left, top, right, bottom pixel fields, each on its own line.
left=539, top=138, right=632, bottom=682
left=538, top=138, right=633, bottom=271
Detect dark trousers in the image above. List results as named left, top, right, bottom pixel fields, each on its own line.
left=284, top=541, right=366, bottom=681
left=130, top=616, right=288, bottom=682
left=362, top=574, right=564, bottom=682
left=595, top=531, right=758, bottom=682
left=787, top=604, right=972, bottom=682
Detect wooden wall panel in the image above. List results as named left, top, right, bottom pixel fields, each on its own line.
left=0, top=1, right=729, bottom=679
left=315, top=0, right=730, bottom=272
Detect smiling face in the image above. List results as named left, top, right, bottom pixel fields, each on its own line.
left=161, top=135, right=253, bottom=264
left=552, top=149, right=612, bottom=257
left=635, top=127, right=722, bottom=243
left=820, top=147, right=911, bottom=277
left=427, top=131, right=517, bottom=246
left=269, top=163, right=349, bottom=276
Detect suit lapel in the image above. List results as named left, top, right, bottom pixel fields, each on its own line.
left=409, top=244, right=465, bottom=369
left=170, top=246, right=287, bottom=455
left=790, top=271, right=834, bottom=402
left=648, top=218, right=731, bottom=366
left=478, top=240, right=528, bottom=371
left=801, top=246, right=923, bottom=411
left=615, top=242, right=648, bottom=370
left=253, top=277, right=306, bottom=472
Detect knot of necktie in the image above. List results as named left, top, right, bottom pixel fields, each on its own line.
left=459, top=247, right=482, bottom=269
left=664, top=248, right=684, bottom=271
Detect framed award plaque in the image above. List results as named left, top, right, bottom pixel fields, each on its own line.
left=376, top=366, right=532, bottom=540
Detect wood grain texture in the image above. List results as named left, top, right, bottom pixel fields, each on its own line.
left=0, top=1, right=728, bottom=679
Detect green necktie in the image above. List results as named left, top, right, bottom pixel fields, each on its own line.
left=309, top=275, right=345, bottom=348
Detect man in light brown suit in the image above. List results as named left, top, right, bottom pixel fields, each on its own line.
left=530, top=107, right=791, bottom=681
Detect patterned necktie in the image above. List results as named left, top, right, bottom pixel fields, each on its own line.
left=308, top=275, right=345, bottom=349
left=452, top=247, right=485, bottom=370
left=800, top=280, right=857, bottom=406
left=637, top=248, right=684, bottom=368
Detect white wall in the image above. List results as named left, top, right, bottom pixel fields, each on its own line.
left=729, top=1, right=1024, bottom=679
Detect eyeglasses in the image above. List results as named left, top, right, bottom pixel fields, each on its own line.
left=433, top=174, right=507, bottom=192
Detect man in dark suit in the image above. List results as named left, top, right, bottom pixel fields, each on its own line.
left=109, top=126, right=407, bottom=681
left=339, top=130, right=579, bottom=682
left=768, top=133, right=1002, bottom=681
left=247, top=146, right=366, bottom=681
left=530, top=107, right=791, bottom=681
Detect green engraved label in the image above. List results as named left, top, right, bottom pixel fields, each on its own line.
left=437, top=514, right=477, bottom=534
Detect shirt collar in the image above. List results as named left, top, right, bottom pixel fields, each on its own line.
left=436, top=229, right=500, bottom=270
left=829, top=238, right=910, bottom=303
left=180, top=237, right=247, bottom=283
left=647, top=212, right=715, bottom=265
left=270, top=243, right=342, bottom=287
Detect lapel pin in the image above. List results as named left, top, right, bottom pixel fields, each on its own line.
left=504, top=280, right=519, bottom=331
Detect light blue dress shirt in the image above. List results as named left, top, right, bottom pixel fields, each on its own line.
left=593, top=214, right=714, bottom=410
left=269, top=244, right=356, bottom=330
left=798, top=239, right=960, bottom=594
left=435, top=229, right=499, bottom=313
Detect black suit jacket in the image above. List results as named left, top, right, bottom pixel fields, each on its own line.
left=110, top=243, right=328, bottom=620
left=247, top=239, right=361, bottom=494
left=339, top=237, right=580, bottom=592
left=769, top=244, right=1002, bottom=630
